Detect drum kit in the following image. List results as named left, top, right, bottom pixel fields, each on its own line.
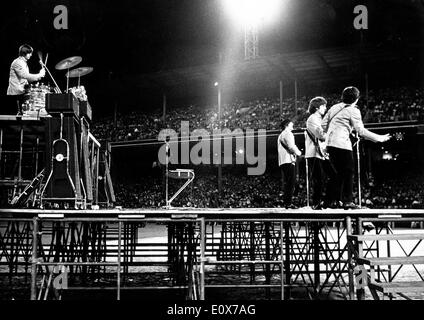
left=22, top=55, right=93, bottom=117
left=22, top=83, right=52, bottom=116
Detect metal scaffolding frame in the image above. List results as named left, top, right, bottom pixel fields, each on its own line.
left=1, top=209, right=423, bottom=300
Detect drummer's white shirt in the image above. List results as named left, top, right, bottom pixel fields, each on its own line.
left=7, top=57, right=39, bottom=95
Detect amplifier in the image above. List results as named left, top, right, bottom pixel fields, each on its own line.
left=79, top=100, right=92, bottom=121
left=46, top=93, right=79, bottom=116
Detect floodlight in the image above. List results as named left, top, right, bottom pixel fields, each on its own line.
left=222, top=0, right=282, bottom=27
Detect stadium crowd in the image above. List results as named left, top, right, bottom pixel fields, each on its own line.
left=92, top=86, right=424, bottom=142
left=100, top=84, right=423, bottom=211
left=113, top=171, right=424, bottom=209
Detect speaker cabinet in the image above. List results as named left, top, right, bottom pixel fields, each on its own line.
left=46, top=93, right=80, bottom=116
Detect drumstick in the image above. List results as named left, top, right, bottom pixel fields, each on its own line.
left=37, top=51, right=43, bottom=61
left=41, top=61, right=62, bottom=93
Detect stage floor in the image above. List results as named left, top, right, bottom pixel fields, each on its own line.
left=1, top=207, right=424, bottom=219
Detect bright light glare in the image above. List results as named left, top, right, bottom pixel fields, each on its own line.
left=382, top=152, right=393, bottom=161
left=223, top=0, right=282, bottom=27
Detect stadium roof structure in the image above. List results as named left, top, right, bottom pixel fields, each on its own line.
left=131, top=44, right=418, bottom=99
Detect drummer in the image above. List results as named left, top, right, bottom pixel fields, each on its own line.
left=6, top=44, right=45, bottom=115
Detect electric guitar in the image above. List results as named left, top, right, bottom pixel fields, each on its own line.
left=306, top=129, right=329, bottom=160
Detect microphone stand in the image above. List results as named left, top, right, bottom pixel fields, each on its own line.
left=165, top=141, right=169, bottom=209
left=304, top=131, right=310, bottom=208
left=354, top=132, right=362, bottom=208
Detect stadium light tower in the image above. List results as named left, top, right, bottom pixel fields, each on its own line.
left=222, top=0, right=282, bottom=60
left=245, top=23, right=259, bottom=60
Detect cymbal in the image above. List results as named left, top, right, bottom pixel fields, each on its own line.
left=66, top=67, right=94, bottom=78
left=55, top=56, right=82, bottom=70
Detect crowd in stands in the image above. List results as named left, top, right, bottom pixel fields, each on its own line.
left=363, top=87, right=424, bottom=123
left=92, top=86, right=424, bottom=142
left=361, top=174, right=424, bottom=209
left=113, top=171, right=424, bottom=210
left=114, top=173, right=304, bottom=209
left=100, top=84, right=424, bottom=210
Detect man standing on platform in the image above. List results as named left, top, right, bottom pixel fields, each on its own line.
left=278, top=119, right=302, bottom=209
left=305, top=96, right=329, bottom=210
left=322, top=86, right=391, bottom=209
left=6, top=44, right=45, bottom=115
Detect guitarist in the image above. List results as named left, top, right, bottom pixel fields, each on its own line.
left=278, top=119, right=302, bottom=209
left=305, top=96, right=329, bottom=210
left=322, top=86, right=391, bottom=209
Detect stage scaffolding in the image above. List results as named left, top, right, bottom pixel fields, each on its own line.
left=0, top=116, right=45, bottom=206
left=0, top=208, right=423, bottom=300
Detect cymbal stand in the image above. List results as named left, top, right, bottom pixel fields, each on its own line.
left=66, top=68, right=70, bottom=93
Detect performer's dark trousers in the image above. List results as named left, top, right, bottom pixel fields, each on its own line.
left=280, top=163, right=296, bottom=205
left=326, top=146, right=354, bottom=203
left=307, top=157, right=328, bottom=206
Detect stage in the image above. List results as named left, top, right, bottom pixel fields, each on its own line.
left=1, top=112, right=424, bottom=301
left=1, top=206, right=424, bottom=301
left=1, top=207, right=423, bottom=219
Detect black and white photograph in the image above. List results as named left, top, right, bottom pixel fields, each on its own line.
left=0, top=0, right=423, bottom=315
